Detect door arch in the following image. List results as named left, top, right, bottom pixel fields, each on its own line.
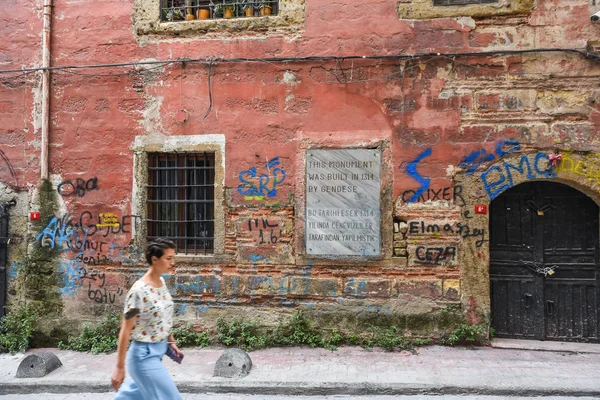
left=490, top=181, right=600, bottom=342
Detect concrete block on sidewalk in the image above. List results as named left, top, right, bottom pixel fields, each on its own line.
left=214, top=348, right=252, bottom=378
left=16, top=350, right=62, bottom=378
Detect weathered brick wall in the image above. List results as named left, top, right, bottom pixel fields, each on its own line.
left=1, top=0, right=599, bottom=340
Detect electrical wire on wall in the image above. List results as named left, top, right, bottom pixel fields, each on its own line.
left=1, top=48, right=598, bottom=121
left=0, top=48, right=598, bottom=76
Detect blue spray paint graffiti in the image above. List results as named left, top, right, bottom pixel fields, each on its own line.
left=459, top=139, right=521, bottom=176
left=7, top=261, right=24, bottom=282
left=249, top=254, right=268, bottom=263
left=174, top=303, right=187, bottom=315
left=403, top=139, right=521, bottom=204
left=170, top=275, right=220, bottom=296
left=57, top=260, right=82, bottom=296
left=237, top=157, right=287, bottom=200
left=405, top=149, right=432, bottom=203
left=35, top=215, right=86, bottom=250
left=481, top=152, right=555, bottom=200
left=344, top=278, right=368, bottom=297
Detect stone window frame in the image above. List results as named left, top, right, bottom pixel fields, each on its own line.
left=131, top=134, right=226, bottom=260
left=133, top=0, right=306, bottom=39
left=397, top=0, right=533, bottom=20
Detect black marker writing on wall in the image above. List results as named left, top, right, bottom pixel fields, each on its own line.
left=57, top=177, right=99, bottom=198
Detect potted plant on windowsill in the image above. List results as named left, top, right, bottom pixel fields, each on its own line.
left=210, top=0, right=224, bottom=18
left=197, top=8, right=210, bottom=19
left=162, top=8, right=186, bottom=21
left=258, top=0, right=272, bottom=16
left=240, top=0, right=256, bottom=17
left=185, top=0, right=195, bottom=20
left=223, top=0, right=235, bottom=18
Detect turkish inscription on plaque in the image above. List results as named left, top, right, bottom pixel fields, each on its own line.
left=306, top=149, right=381, bottom=256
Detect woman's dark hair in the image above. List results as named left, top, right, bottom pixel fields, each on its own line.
left=146, top=238, right=176, bottom=265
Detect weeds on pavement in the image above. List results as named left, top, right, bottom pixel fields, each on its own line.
left=0, top=304, right=38, bottom=354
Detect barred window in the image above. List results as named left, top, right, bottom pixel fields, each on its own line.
left=160, top=0, right=278, bottom=21
left=433, top=0, right=497, bottom=5
left=147, top=153, right=215, bottom=255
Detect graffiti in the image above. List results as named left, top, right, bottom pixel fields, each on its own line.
left=171, top=275, right=220, bottom=296
left=36, top=214, right=85, bottom=250
left=402, top=185, right=465, bottom=206
left=408, top=220, right=488, bottom=247
left=402, top=139, right=521, bottom=204
left=247, top=218, right=280, bottom=245
left=97, top=213, right=119, bottom=228
left=405, top=149, right=432, bottom=203
left=481, top=152, right=554, bottom=200
left=237, top=157, right=287, bottom=200
left=344, top=278, right=366, bottom=297
left=77, top=267, right=107, bottom=287
left=75, top=252, right=111, bottom=265
left=557, top=152, right=600, bottom=184
left=36, top=212, right=142, bottom=250
left=7, top=261, right=24, bottom=282
left=249, top=254, right=268, bottom=263
left=57, top=177, right=99, bottom=198
left=57, top=260, right=127, bottom=304
left=88, top=283, right=124, bottom=304
left=459, top=139, right=521, bottom=176
left=414, top=246, right=457, bottom=265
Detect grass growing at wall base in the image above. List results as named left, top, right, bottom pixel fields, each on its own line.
left=58, top=312, right=120, bottom=354
left=442, top=323, right=487, bottom=347
left=215, top=312, right=434, bottom=352
left=0, top=304, right=39, bottom=355
left=53, top=311, right=487, bottom=354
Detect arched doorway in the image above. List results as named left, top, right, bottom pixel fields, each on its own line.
left=490, top=181, right=600, bottom=342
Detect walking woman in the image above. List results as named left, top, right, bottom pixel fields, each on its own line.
left=112, top=238, right=183, bottom=399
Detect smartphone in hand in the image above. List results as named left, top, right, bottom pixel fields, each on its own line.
left=165, top=345, right=184, bottom=364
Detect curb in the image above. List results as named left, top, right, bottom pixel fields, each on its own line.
left=2, top=382, right=600, bottom=397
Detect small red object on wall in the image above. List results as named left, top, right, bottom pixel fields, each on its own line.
left=474, top=205, right=487, bottom=215
left=30, top=211, right=41, bottom=221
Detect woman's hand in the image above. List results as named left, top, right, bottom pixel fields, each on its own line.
left=169, top=341, right=183, bottom=357
left=111, top=366, right=125, bottom=391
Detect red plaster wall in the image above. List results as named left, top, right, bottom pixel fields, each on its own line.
left=2, top=0, right=600, bottom=329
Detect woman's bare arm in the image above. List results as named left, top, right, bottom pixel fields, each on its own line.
left=111, top=315, right=137, bottom=391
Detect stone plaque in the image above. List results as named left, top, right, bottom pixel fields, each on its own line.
left=306, top=149, right=381, bottom=256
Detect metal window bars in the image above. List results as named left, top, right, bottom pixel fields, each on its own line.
left=160, top=0, right=278, bottom=21
left=147, top=152, right=215, bottom=255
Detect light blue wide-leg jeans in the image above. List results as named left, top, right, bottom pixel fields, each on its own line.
left=114, top=340, right=182, bottom=400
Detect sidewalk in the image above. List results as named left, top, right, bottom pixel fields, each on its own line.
left=1, top=343, right=600, bottom=397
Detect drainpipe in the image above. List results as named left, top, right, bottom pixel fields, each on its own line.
left=40, top=0, right=53, bottom=181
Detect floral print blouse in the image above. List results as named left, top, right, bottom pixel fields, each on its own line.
left=123, top=277, right=174, bottom=342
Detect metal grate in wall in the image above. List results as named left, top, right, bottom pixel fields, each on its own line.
left=147, top=152, right=215, bottom=255
left=433, top=0, right=497, bottom=5
left=161, top=0, right=278, bottom=21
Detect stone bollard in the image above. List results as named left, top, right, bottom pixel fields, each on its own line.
left=16, top=350, right=62, bottom=378
left=214, top=348, right=252, bottom=378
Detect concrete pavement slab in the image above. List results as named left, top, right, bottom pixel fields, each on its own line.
left=1, top=345, right=599, bottom=397
left=491, top=338, right=600, bottom=354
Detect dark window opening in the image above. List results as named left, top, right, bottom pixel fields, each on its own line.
left=433, top=0, right=497, bottom=5
left=147, top=152, right=215, bottom=255
left=160, top=0, right=278, bottom=21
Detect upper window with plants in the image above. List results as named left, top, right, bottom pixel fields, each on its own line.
left=133, top=0, right=303, bottom=39
left=161, top=0, right=278, bottom=21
